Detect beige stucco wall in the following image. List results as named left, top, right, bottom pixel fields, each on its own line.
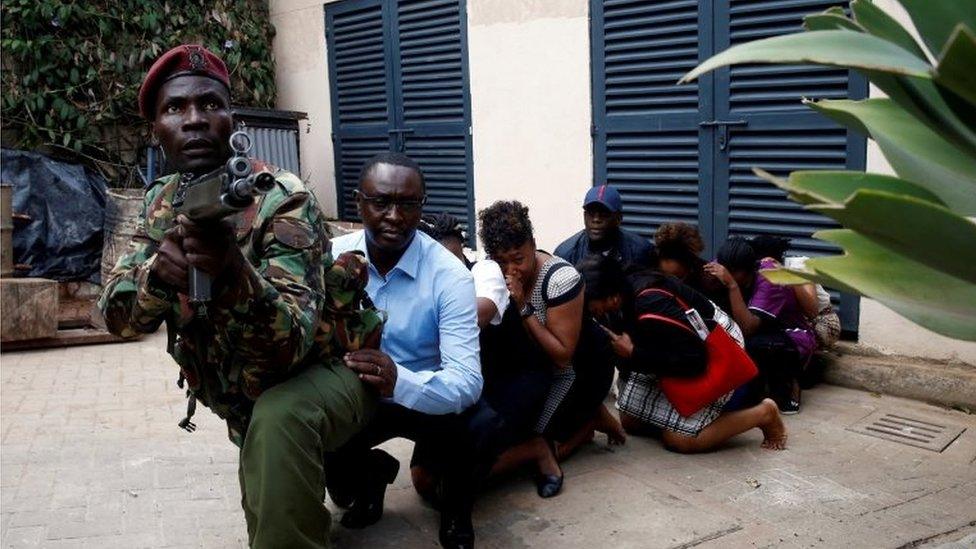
left=270, top=0, right=975, bottom=364
left=269, top=0, right=341, bottom=216
left=468, top=0, right=593, bottom=252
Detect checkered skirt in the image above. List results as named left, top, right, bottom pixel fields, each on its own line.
left=616, top=302, right=742, bottom=436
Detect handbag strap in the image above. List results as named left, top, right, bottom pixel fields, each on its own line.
left=636, top=312, right=697, bottom=336
left=635, top=287, right=697, bottom=337
left=637, top=287, right=692, bottom=310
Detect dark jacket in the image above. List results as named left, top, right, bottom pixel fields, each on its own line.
left=554, top=227, right=656, bottom=270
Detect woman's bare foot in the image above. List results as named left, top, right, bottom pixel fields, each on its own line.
left=594, top=404, right=627, bottom=445
left=759, top=398, right=788, bottom=450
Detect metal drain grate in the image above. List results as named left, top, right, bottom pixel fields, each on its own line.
left=847, top=411, right=966, bottom=452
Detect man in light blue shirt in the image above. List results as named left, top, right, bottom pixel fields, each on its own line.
left=331, top=227, right=481, bottom=413
left=327, top=153, right=492, bottom=549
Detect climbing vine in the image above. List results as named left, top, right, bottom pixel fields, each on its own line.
left=1, top=0, right=277, bottom=187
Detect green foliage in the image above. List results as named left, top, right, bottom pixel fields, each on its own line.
left=0, top=0, right=277, bottom=187
left=684, top=0, right=976, bottom=341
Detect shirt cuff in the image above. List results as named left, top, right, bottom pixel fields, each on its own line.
left=392, top=363, right=432, bottom=409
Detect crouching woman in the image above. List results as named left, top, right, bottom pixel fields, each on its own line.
left=577, top=256, right=788, bottom=453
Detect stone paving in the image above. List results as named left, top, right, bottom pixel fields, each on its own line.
left=2, top=332, right=975, bottom=548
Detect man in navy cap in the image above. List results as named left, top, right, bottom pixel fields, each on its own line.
left=554, top=184, right=656, bottom=269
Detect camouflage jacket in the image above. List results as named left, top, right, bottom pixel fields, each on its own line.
left=98, top=165, right=383, bottom=445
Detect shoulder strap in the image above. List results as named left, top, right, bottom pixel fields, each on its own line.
left=635, top=287, right=697, bottom=336
left=637, top=287, right=691, bottom=310
left=636, top=311, right=697, bottom=336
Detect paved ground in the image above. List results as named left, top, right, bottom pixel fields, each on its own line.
left=2, top=332, right=975, bottom=549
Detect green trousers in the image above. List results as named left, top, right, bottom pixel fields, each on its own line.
left=238, top=362, right=375, bottom=548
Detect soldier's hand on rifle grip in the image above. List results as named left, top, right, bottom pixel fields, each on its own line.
left=153, top=226, right=190, bottom=291
left=177, top=214, right=243, bottom=279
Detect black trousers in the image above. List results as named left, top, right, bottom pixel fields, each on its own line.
left=744, top=331, right=802, bottom=406
left=331, top=398, right=503, bottom=517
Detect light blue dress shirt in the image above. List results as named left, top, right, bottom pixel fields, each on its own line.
left=330, top=230, right=482, bottom=414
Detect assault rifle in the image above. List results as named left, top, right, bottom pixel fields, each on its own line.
left=171, top=130, right=275, bottom=303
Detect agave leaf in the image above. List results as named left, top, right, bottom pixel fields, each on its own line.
left=809, top=190, right=976, bottom=284
left=680, top=30, right=931, bottom=84
left=804, top=12, right=863, bottom=32
left=791, top=230, right=976, bottom=341
left=762, top=267, right=860, bottom=295
left=851, top=0, right=929, bottom=60
left=807, top=98, right=976, bottom=215
left=799, top=4, right=976, bottom=152
left=754, top=168, right=946, bottom=207
left=870, top=72, right=976, bottom=155
left=896, top=0, right=976, bottom=58
left=758, top=268, right=815, bottom=287
left=934, top=26, right=976, bottom=111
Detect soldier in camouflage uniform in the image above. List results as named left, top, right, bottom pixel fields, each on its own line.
left=98, top=44, right=382, bottom=549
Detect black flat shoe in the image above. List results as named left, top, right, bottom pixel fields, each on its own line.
left=339, top=449, right=400, bottom=529
left=535, top=473, right=563, bottom=498
left=325, top=454, right=355, bottom=509
left=439, top=512, right=475, bottom=549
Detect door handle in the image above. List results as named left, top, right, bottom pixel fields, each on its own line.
left=699, top=120, right=748, bottom=150
left=388, top=128, right=414, bottom=152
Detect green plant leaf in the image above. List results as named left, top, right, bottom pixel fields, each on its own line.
left=809, top=190, right=976, bottom=284
left=755, top=168, right=946, bottom=207
left=680, top=30, right=933, bottom=84
left=771, top=230, right=976, bottom=341
left=851, top=0, right=929, bottom=60
left=896, top=0, right=976, bottom=57
left=807, top=98, right=976, bottom=215
left=934, top=26, right=976, bottom=110
left=804, top=11, right=863, bottom=32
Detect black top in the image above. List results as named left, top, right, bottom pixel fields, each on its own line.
left=622, top=270, right=713, bottom=378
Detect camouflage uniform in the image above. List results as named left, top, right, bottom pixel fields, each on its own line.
left=99, top=164, right=382, bottom=548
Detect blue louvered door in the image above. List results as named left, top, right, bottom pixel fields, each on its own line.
left=326, top=0, right=397, bottom=220
left=326, top=0, right=474, bottom=235
left=395, top=0, right=474, bottom=232
left=590, top=0, right=715, bottom=242
left=714, top=0, right=867, bottom=332
left=591, top=0, right=866, bottom=334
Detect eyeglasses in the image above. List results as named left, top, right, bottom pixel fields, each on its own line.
left=354, top=190, right=427, bottom=214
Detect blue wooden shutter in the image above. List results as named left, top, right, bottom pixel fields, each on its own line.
left=395, top=0, right=475, bottom=240
left=326, top=0, right=396, bottom=221
left=714, top=0, right=867, bottom=332
left=590, top=0, right=713, bottom=240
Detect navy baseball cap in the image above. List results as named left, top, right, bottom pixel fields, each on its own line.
left=583, top=184, right=623, bottom=213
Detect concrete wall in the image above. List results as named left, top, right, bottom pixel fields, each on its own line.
left=269, top=0, right=976, bottom=364
left=269, top=0, right=340, bottom=216
left=467, top=0, right=593, bottom=251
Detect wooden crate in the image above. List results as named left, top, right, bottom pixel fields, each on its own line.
left=1, top=278, right=59, bottom=342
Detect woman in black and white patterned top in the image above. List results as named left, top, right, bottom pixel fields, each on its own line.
left=478, top=200, right=583, bottom=499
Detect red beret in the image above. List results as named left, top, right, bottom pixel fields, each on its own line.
left=138, top=44, right=230, bottom=119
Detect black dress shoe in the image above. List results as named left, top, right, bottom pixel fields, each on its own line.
left=535, top=473, right=563, bottom=499
left=340, top=449, right=400, bottom=529
left=439, top=512, right=474, bottom=549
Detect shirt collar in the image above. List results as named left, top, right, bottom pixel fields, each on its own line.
left=360, top=229, right=422, bottom=280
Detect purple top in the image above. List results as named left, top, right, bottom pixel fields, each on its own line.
left=748, top=258, right=816, bottom=361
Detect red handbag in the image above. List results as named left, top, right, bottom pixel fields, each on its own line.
left=636, top=288, right=758, bottom=417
